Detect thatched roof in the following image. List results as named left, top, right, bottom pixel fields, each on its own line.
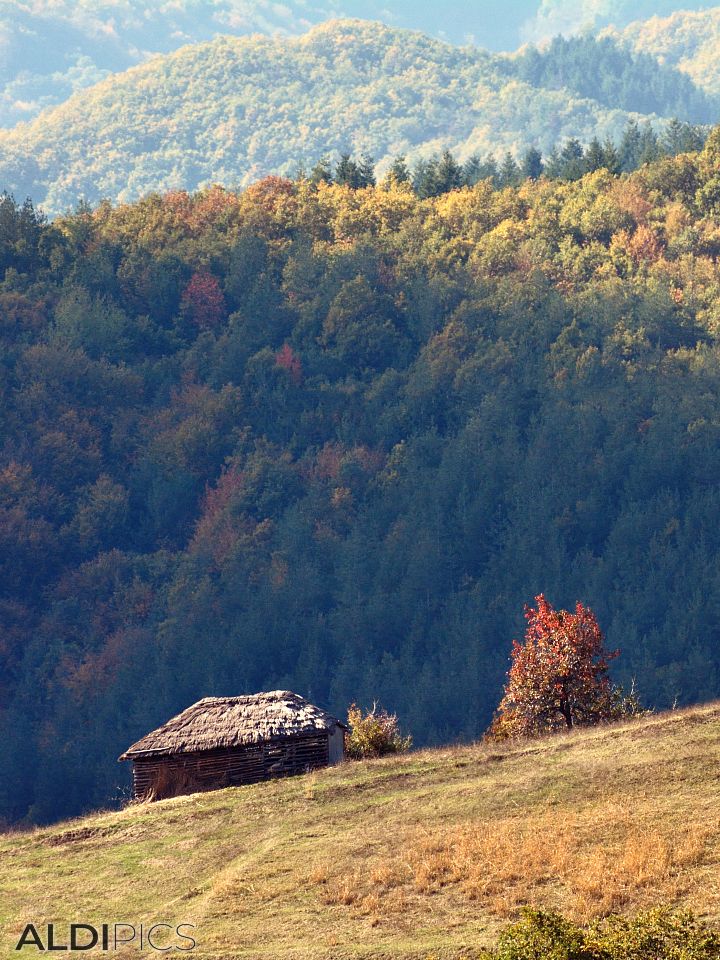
left=119, top=691, right=345, bottom=761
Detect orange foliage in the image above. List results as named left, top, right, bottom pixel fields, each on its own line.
left=238, top=176, right=299, bottom=238
left=275, top=343, right=302, bottom=384
left=191, top=467, right=247, bottom=565
left=610, top=178, right=652, bottom=225
left=180, top=270, right=226, bottom=329
left=627, top=224, right=663, bottom=264
left=488, top=594, right=619, bottom=739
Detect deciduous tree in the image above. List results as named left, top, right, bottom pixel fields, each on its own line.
left=487, top=595, right=626, bottom=739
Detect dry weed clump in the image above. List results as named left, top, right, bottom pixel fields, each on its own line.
left=309, top=804, right=715, bottom=924
left=310, top=861, right=410, bottom=920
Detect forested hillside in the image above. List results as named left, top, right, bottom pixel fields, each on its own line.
left=510, top=34, right=718, bottom=122
left=3, top=1, right=704, bottom=129
left=3, top=133, right=720, bottom=826
left=0, top=0, right=315, bottom=128
left=612, top=8, right=720, bottom=95
left=0, top=19, right=716, bottom=216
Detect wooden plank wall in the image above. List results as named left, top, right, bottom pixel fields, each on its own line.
left=132, top=734, right=330, bottom=800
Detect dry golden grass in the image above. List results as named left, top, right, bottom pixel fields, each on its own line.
left=303, top=704, right=720, bottom=943
left=344, top=805, right=713, bottom=922
left=1, top=703, right=720, bottom=958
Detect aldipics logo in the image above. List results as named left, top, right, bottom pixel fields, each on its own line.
left=14, top=923, right=196, bottom=952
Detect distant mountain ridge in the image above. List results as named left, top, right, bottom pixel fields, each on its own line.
left=0, top=0, right=316, bottom=129
left=0, top=18, right=715, bottom=216
left=1, top=3, right=718, bottom=130
left=608, top=8, right=720, bottom=95
left=6, top=0, right=708, bottom=129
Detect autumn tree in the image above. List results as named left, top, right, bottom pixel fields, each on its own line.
left=180, top=270, right=226, bottom=330
left=487, top=595, right=630, bottom=739
left=275, top=342, right=302, bottom=384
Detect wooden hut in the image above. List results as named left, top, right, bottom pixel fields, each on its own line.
left=119, top=690, right=346, bottom=800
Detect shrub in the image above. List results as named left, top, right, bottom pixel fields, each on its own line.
left=607, top=678, right=649, bottom=723
left=482, top=909, right=592, bottom=960
left=477, top=908, right=720, bottom=960
left=588, top=909, right=720, bottom=959
left=345, top=702, right=412, bottom=759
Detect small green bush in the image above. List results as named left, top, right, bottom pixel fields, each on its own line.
left=477, top=909, right=720, bottom=960
left=345, top=702, right=412, bottom=759
left=588, top=909, right=720, bottom=959
left=482, top=909, right=592, bottom=960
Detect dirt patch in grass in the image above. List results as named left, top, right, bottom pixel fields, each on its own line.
left=42, top=825, right=116, bottom=846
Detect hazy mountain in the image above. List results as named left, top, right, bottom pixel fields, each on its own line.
left=0, top=0, right=320, bottom=128
left=0, top=18, right=713, bottom=215
left=0, top=1, right=715, bottom=128
left=521, top=0, right=710, bottom=44
left=608, top=8, right=720, bottom=95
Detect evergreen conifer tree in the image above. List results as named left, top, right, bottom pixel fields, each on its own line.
left=358, top=153, right=376, bottom=188
left=619, top=120, right=643, bottom=172
left=521, top=146, right=544, bottom=181
left=584, top=137, right=606, bottom=174
left=559, top=138, right=585, bottom=180
left=462, top=154, right=483, bottom=186
left=335, top=152, right=360, bottom=187
left=601, top=137, right=622, bottom=175
left=310, top=155, right=333, bottom=185
left=499, top=152, right=521, bottom=188
left=413, top=157, right=439, bottom=199
left=435, top=150, right=463, bottom=193
left=385, top=155, right=411, bottom=187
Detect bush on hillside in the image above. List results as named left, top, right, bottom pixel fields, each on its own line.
left=478, top=908, right=720, bottom=959
left=607, top=679, right=648, bottom=723
left=345, top=703, right=412, bottom=759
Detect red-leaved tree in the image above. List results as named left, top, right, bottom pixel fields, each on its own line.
left=180, top=270, right=226, bottom=330
left=275, top=343, right=302, bottom=384
left=487, top=594, right=638, bottom=740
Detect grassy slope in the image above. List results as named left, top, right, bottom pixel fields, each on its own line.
left=2, top=704, right=720, bottom=959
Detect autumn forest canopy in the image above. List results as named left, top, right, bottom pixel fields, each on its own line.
left=3, top=129, right=720, bottom=826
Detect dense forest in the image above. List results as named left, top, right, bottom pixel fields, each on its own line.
left=315, top=118, right=707, bottom=198
left=612, top=7, right=720, bottom=96
left=3, top=1, right=703, bottom=131
left=1, top=19, right=717, bottom=216
left=510, top=34, right=719, bottom=123
left=3, top=132, right=720, bottom=826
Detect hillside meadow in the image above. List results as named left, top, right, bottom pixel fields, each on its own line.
left=2, top=703, right=719, bottom=958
